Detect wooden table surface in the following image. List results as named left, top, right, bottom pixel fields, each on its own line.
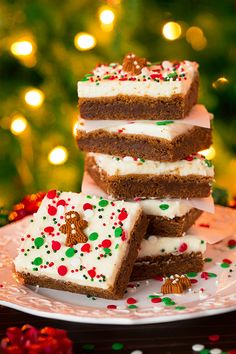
left=1, top=306, right=236, bottom=353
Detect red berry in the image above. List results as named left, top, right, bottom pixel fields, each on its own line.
left=57, top=265, right=67, bottom=276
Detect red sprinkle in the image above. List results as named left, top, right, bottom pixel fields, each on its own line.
left=118, top=210, right=128, bottom=221
left=153, top=275, right=163, bottom=281
left=48, top=205, right=57, bottom=216
left=199, top=223, right=210, bottom=228
left=47, top=190, right=57, bottom=199
left=179, top=243, right=188, bottom=252
left=52, top=240, right=61, bottom=251
left=208, top=334, right=220, bottom=342
left=57, top=265, right=68, bottom=276
left=228, top=239, right=236, bottom=247
left=107, top=304, right=117, bottom=309
left=57, top=199, right=66, bottom=207
left=127, top=297, right=137, bottom=304
left=223, top=258, right=232, bottom=264
left=151, top=297, right=162, bottom=303
left=102, top=239, right=112, bottom=248
left=88, top=268, right=96, bottom=278
left=201, top=272, right=209, bottom=280
left=81, top=243, right=91, bottom=253
left=44, top=226, right=54, bottom=233
left=83, top=203, right=93, bottom=211
left=190, top=279, right=198, bottom=284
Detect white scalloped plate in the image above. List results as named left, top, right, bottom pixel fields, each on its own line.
left=1, top=211, right=236, bottom=325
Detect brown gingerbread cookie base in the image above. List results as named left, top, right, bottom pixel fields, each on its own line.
left=79, top=74, right=199, bottom=120
left=147, top=208, right=202, bottom=237
left=131, top=252, right=204, bottom=281
left=16, top=211, right=148, bottom=300
left=76, top=125, right=212, bottom=162
left=85, top=155, right=213, bottom=199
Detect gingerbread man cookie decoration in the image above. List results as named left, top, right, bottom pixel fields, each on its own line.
left=161, top=274, right=192, bottom=294
left=59, top=211, right=88, bottom=246
left=122, top=53, right=147, bottom=75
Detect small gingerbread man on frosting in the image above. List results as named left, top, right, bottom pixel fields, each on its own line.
left=122, top=53, right=147, bottom=75
left=59, top=211, right=88, bottom=246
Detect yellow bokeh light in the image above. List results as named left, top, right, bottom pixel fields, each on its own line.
left=48, top=146, right=68, bottom=165
left=24, top=88, right=44, bottom=107
left=10, top=115, right=28, bottom=135
left=10, top=40, right=33, bottom=56
left=73, top=122, right=78, bottom=136
left=74, top=32, right=96, bottom=51
left=162, top=22, right=182, bottom=41
left=200, top=146, right=216, bottom=160
left=191, top=36, right=207, bottom=51
left=99, top=9, right=115, bottom=25
left=186, top=26, right=203, bottom=43
left=212, top=77, right=229, bottom=89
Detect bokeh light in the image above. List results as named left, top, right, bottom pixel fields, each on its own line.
left=24, top=88, right=44, bottom=107
left=200, top=146, right=216, bottom=160
left=10, top=40, right=34, bottom=57
left=73, top=122, right=78, bottom=136
left=162, top=22, right=182, bottom=41
left=186, top=26, right=207, bottom=51
left=48, top=146, right=68, bottom=165
left=10, top=115, right=28, bottom=135
left=99, top=8, right=115, bottom=25
left=212, top=77, right=229, bottom=89
left=74, top=32, right=96, bottom=51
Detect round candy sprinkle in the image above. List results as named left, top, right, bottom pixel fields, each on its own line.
left=32, top=257, right=43, bottom=266
left=81, top=243, right=91, bottom=253
left=65, top=248, right=75, bottom=258
left=130, top=351, right=143, bottom=354
left=210, top=349, right=222, bottom=354
left=107, top=304, right=117, bottom=309
left=34, top=237, right=44, bottom=248
left=52, top=240, right=61, bottom=251
left=48, top=205, right=57, bottom=216
left=228, top=239, right=236, bottom=249
left=209, top=334, right=220, bottom=342
left=98, top=199, right=109, bottom=207
left=192, top=344, right=205, bottom=352
left=127, top=297, right=137, bottom=304
left=83, top=203, right=93, bottom=210
left=89, top=232, right=99, bottom=241
left=82, top=343, right=95, bottom=351
left=115, top=227, right=123, bottom=237
left=112, top=342, right=124, bottom=351
left=151, top=297, right=162, bottom=303
left=102, top=239, right=112, bottom=248
left=44, top=226, right=54, bottom=233
left=179, top=242, right=188, bottom=252
left=47, top=190, right=57, bottom=199
left=159, top=203, right=169, bottom=210
left=221, top=262, right=230, bottom=268
left=57, top=265, right=68, bottom=276
left=118, top=210, right=128, bottom=221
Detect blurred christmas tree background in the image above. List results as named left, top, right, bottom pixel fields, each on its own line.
left=0, top=0, right=236, bottom=208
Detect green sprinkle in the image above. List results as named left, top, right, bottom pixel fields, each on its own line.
left=128, top=304, right=137, bottom=309
left=148, top=295, right=161, bottom=299
left=103, top=75, right=111, bottom=79
left=156, top=120, right=174, bottom=126
left=175, top=306, right=186, bottom=310
left=65, top=248, right=75, bottom=258
left=114, top=227, right=123, bottom=237
left=112, top=342, right=124, bottom=351
left=86, top=195, right=92, bottom=199
left=139, top=158, right=145, bottom=163
left=80, top=77, right=89, bottom=82
left=115, top=244, right=119, bottom=249
left=82, top=343, right=95, bottom=351
left=32, top=257, right=43, bottom=266
left=34, top=237, right=44, bottom=248
left=99, top=199, right=109, bottom=207
left=221, top=262, right=230, bottom=268
left=159, top=203, right=169, bottom=210
left=208, top=272, right=217, bottom=278
left=201, top=240, right=205, bottom=244
left=89, top=232, right=99, bottom=241
left=205, top=159, right=213, bottom=167
left=167, top=72, right=178, bottom=79
left=104, top=248, right=111, bottom=254
left=186, top=272, right=197, bottom=278
left=200, top=349, right=210, bottom=354
left=204, top=257, right=212, bottom=262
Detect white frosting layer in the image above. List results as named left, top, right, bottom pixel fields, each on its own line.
left=77, top=104, right=212, bottom=132
left=14, top=192, right=142, bottom=290
left=78, top=60, right=198, bottom=98
left=91, top=153, right=214, bottom=177
left=138, top=235, right=206, bottom=259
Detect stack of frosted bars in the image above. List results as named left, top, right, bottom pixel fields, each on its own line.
left=76, top=54, right=214, bottom=281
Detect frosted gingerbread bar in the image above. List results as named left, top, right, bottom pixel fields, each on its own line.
left=76, top=105, right=212, bottom=162
left=131, top=234, right=206, bottom=281
left=85, top=153, right=214, bottom=199
left=77, top=54, right=199, bottom=120
left=14, top=191, right=148, bottom=300
left=82, top=171, right=215, bottom=237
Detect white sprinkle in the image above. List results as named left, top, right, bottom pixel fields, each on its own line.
left=134, top=61, right=138, bottom=65
left=136, top=65, right=140, bottom=69
left=123, top=156, right=134, bottom=162
left=71, top=224, right=75, bottom=229
left=71, top=230, right=76, bottom=234
left=130, top=350, right=143, bottom=354
left=210, top=349, right=222, bottom=354
left=71, top=213, right=75, bottom=218
left=192, top=344, right=205, bottom=352
left=34, top=285, right=40, bottom=293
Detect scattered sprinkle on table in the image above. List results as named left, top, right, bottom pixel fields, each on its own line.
left=192, top=344, right=205, bottom=352
left=112, top=342, right=124, bottom=350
